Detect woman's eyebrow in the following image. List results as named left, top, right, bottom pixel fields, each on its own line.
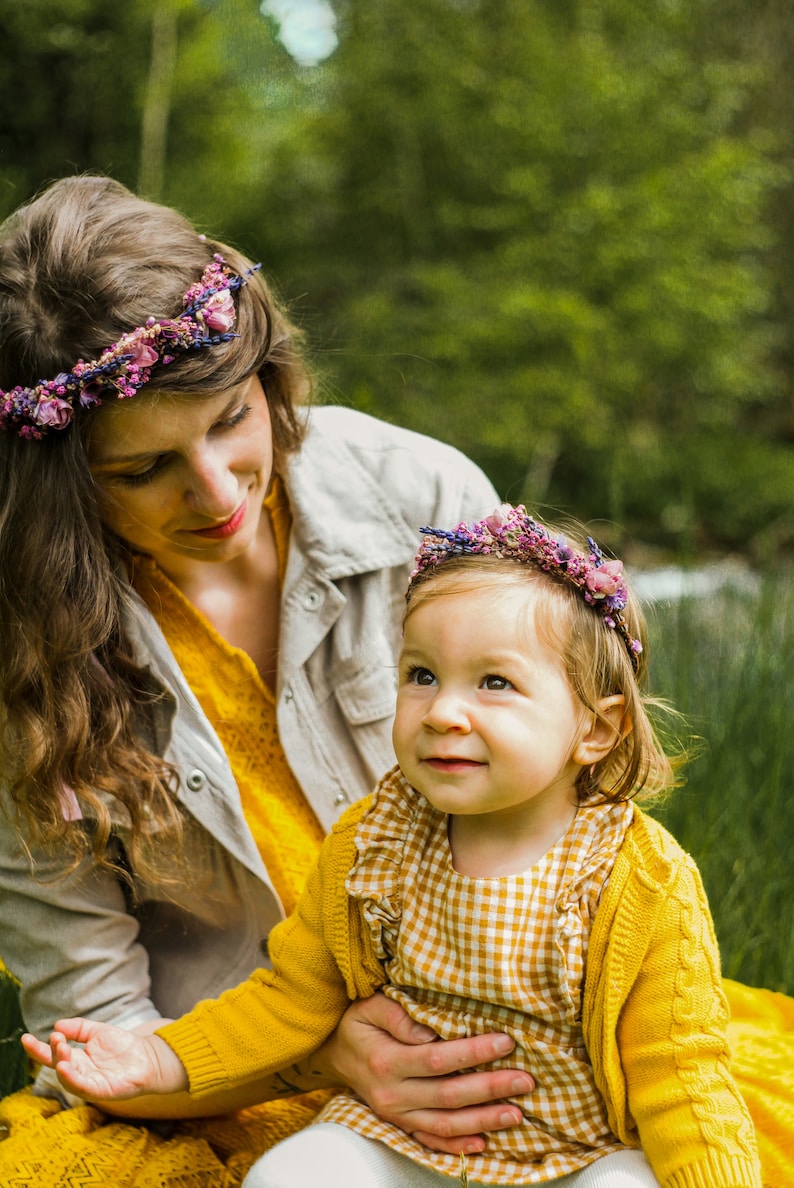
left=91, top=446, right=164, bottom=469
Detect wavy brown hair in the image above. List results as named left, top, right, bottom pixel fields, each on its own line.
left=0, top=175, right=309, bottom=880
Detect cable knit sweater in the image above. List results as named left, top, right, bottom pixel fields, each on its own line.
left=159, top=787, right=762, bottom=1188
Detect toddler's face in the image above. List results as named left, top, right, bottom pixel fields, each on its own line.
left=393, top=583, right=589, bottom=826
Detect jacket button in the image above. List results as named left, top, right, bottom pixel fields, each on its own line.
left=303, top=589, right=322, bottom=610
left=186, top=769, right=207, bottom=792
left=333, top=792, right=346, bottom=806
left=284, top=688, right=294, bottom=703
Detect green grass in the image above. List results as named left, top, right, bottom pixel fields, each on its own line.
left=1, top=570, right=792, bottom=1098
left=644, top=568, right=794, bottom=995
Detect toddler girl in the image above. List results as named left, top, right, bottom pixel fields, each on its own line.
left=23, top=505, right=761, bottom=1188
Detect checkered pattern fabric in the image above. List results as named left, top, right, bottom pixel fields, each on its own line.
left=322, top=770, right=634, bottom=1183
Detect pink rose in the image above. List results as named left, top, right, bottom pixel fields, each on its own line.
left=202, top=290, right=236, bottom=333
left=483, top=504, right=512, bottom=535
left=128, top=341, right=159, bottom=368
left=34, top=396, right=73, bottom=429
left=585, top=560, right=624, bottom=597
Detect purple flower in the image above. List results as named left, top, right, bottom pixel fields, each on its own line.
left=51, top=373, right=71, bottom=395
left=157, top=320, right=182, bottom=341
left=80, top=382, right=105, bottom=407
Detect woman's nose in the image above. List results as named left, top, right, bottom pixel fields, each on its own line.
left=185, top=449, right=238, bottom=515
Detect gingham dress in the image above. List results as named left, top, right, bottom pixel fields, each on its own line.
left=318, top=768, right=634, bottom=1184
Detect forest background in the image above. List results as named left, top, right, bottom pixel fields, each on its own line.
left=2, top=0, right=794, bottom=1095
left=1, top=0, right=793, bottom=560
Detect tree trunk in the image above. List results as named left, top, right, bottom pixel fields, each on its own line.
left=138, top=5, right=178, bottom=200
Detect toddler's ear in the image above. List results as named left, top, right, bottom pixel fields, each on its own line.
left=572, top=695, right=628, bottom=766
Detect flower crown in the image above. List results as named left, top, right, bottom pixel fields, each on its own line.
left=0, top=255, right=260, bottom=440
left=409, top=503, right=643, bottom=671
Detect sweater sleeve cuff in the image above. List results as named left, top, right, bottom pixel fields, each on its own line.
left=155, top=1018, right=229, bottom=1096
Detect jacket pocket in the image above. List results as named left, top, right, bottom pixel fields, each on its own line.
left=333, top=663, right=397, bottom=726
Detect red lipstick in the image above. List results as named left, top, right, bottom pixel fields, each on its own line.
left=191, top=499, right=247, bottom=539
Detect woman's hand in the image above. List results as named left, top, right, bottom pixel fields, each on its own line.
left=312, top=993, right=533, bottom=1155
left=22, top=1017, right=188, bottom=1102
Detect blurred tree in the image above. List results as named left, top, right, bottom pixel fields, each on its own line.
left=138, top=3, right=180, bottom=201
left=710, top=0, right=794, bottom=441
left=247, top=0, right=787, bottom=555
left=0, top=0, right=292, bottom=225
left=0, top=0, right=146, bottom=214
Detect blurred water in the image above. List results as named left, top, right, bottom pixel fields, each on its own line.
left=631, top=561, right=759, bottom=603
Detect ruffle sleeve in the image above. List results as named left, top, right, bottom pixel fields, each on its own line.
left=345, top=766, right=427, bottom=963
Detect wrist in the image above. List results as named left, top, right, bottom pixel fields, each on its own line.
left=148, top=1035, right=189, bottom=1094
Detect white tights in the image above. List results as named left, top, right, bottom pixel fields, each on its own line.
left=241, top=1123, right=661, bottom=1188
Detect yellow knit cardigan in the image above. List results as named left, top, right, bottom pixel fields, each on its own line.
left=160, top=785, right=763, bottom=1188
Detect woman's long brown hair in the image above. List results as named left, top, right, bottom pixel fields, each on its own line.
left=0, top=175, right=308, bottom=880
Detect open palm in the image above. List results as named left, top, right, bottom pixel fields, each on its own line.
left=22, top=1017, right=184, bottom=1101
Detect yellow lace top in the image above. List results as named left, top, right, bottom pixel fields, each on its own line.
left=130, top=478, right=324, bottom=915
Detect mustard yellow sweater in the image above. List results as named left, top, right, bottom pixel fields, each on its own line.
left=159, top=792, right=762, bottom=1188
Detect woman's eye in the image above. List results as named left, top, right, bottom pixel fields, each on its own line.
left=117, top=458, right=167, bottom=487
left=483, top=674, right=512, bottom=691
left=218, top=403, right=251, bottom=430
left=407, top=666, right=437, bottom=686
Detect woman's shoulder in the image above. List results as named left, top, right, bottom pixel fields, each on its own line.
left=302, top=404, right=463, bottom=458
left=298, top=405, right=496, bottom=507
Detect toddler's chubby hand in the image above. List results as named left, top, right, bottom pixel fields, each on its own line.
left=22, top=1017, right=188, bottom=1102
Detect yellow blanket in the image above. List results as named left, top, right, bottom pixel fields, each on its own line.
left=724, top=979, right=794, bottom=1188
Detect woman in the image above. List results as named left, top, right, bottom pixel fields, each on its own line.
left=0, top=175, right=527, bottom=1184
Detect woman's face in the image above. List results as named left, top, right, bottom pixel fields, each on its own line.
left=87, top=374, right=274, bottom=577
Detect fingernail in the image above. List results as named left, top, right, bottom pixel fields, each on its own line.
left=493, top=1035, right=513, bottom=1054
left=512, top=1075, right=533, bottom=1093
left=463, top=1140, right=485, bottom=1154
left=500, top=1108, right=522, bottom=1126
left=411, top=1023, right=436, bottom=1041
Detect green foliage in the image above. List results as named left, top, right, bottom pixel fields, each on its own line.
left=0, top=970, right=30, bottom=1099
left=0, top=0, right=147, bottom=216
left=0, top=0, right=291, bottom=224
left=0, top=0, right=791, bottom=553
left=276, top=0, right=787, bottom=553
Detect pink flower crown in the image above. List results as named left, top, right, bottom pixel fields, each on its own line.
left=409, top=503, right=643, bottom=671
left=0, top=254, right=260, bottom=440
